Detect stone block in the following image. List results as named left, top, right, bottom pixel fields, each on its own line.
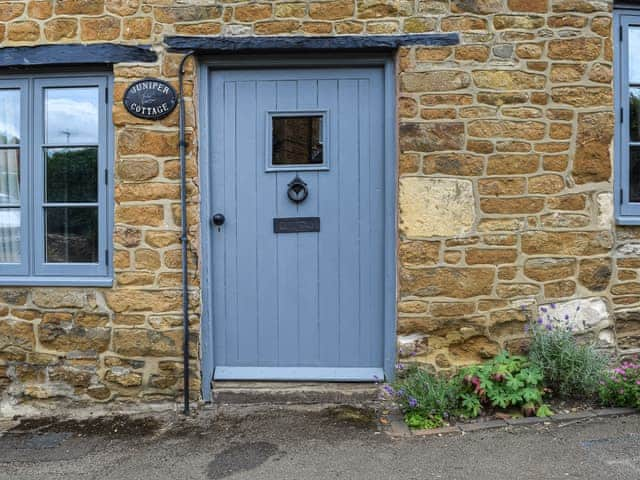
left=235, top=3, right=272, bottom=22
left=80, top=15, right=121, bottom=41
left=106, top=0, right=140, bottom=16
left=44, top=18, right=78, bottom=41
left=399, top=123, right=465, bottom=152
left=472, top=70, right=545, bottom=90
left=154, top=5, right=222, bottom=23
left=399, top=240, right=440, bottom=266
left=399, top=177, right=475, bottom=237
left=441, top=16, right=488, bottom=31
left=422, top=152, right=484, bottom=176
left=452, top=0, right=503, bottom=14
left=401, top=71, right=471, bottom=92
left=537, top=297, right=609, bottom=332
left=573, top=112, right=613, bottom=184
left=32, top=289, right=86, bottom=308
left=123, top=17, right=152, bottom=39
left=524, top=258, right=576, bottom=282
left=400, top=266, right=495, bottom=298
left=466, top=248, right=517, bottom=265
left=551, top=87, right=612, bottom=107
left=309, top=0, right=354, bottom=19
left=55, top=0, right=103, bottom=15
left=7, top=21, right=40, bottom=41
left=522, top=231, right=613, bottom=255
left=469, top=120, right=545, bottom=140
left=578, top=258, right=612, bottom=292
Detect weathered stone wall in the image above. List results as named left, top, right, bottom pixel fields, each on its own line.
left=0, top=0, right=631, bottom=407
left=397, top=0, right=623, bottom=368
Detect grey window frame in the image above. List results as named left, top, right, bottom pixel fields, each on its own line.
left=616, top=10, right=640, bottom=223
left=0, top=71, right=113, bottom=286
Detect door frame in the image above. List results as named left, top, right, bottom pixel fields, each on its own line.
left=198, top=54, right=397, bottom=401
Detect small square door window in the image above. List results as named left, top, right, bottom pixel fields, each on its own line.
left=270, top=113, right=326, bottom=169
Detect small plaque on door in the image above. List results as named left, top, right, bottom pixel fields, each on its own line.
left=274, top=217, right=320, bottom=233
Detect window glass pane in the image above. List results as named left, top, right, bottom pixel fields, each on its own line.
left=631, top=28, right=640, bottom=84
left=631, top=146, right=640, bottom=203
left=0, top=89, right=20, bottom=145
left=0, top=208, right=20, bottom=263
left=45, top=87, right=99, bottom=144
left=0, top=149, right=20, bottom=205
left=631, top=88, right=640, bottom=142
left=272, top=116, right=323, bottom=166
left=45, top=207, right=98, bottom=263
left=46, top=147, right=97, bottom=203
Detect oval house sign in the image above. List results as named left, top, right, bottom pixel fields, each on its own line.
left=123, top=78, right=178, bottom=120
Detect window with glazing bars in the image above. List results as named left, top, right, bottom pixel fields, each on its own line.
left=0, top=74, right=111, bottom=284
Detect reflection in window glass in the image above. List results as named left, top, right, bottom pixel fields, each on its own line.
left=0, top=149, right=20, bottom=206
left=631, top=147, right=640, bottom=203
left=0, top=148, right=20, bottom=264
left=0, top=208, right=20, bottom=263
left=631, top=88, right=640, bottom=142
left=46, top=147, right=97, bottom=203
left=45, top=207, right=98, bottom=263
left=272, top=116, right=323, bottom=166
left=631, top=28, right=640, bottom=84
left=0, top=90, right=20, bottom=145
left=45, top=87, right=99, bottom=144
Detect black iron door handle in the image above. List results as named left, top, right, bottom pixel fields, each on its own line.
left=212, top=213, right=225, bottom=226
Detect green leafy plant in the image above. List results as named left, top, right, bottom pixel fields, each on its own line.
left=457, top=351, right=549, bottom=418
left=383, top=363, right=462, bottom=429
left=598, top=358, right=640, bottom=409
left=528, top=305, right=608, bottom=399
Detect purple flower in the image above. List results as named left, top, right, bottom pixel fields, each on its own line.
left=537, top=317, right=544, bottom=324
left=383, top=384, right=395, bottom=395
left=576, top=305, right=581, bottom=312
left=564, top=314, right=570, bottom=321
left=550, top=303, right=556, bottom=309
left=545, top=323, right=553, bottom=331
left=541, top=307, right=548, bottom=313
left=408, top=397, right=418, bottom=408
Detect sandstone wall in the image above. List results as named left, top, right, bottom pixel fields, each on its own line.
left=0, top=0, right=631, bottom=407
left=396, top=0, right=624, bottom=368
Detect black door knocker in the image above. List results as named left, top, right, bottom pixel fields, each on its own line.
left=287, top=176, right=308, bottom=203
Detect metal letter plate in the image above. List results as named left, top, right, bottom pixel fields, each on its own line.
left=273, top=217, right=320, bottom=233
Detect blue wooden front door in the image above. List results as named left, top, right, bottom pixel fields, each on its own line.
left=210, top=67, right=386, bottom=381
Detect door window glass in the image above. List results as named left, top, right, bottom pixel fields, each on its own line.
left=272, top=115, right=324, bottom=166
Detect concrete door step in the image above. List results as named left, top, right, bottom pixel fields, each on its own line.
left=212, top=381, right=380, bottom=405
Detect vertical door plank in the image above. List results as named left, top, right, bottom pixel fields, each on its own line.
left=256, top=80, right=279, bottom=365
left=223, top=80, right=239, bottom=364
left=317, top=79, right=341, bottom=364
left=336, top=79, right=361, bottom=364
left=234, top=81, right=259, bottom=365
left=296, top=79, right=321, bottom=365
left=357, top=78, right=373, bottom=365
left=212, top=73, right=228, bottom=365
left=275, top=80, right=300, bottom=365
left=369, top=70, right=387, bottom=363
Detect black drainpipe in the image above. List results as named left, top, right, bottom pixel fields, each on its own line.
left=178, top=51, right=195, bottom=415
